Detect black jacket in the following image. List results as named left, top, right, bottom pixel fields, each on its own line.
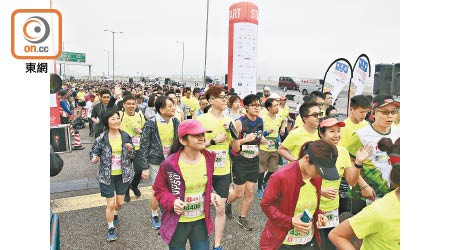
left=140, top=116, right=180, bottom=168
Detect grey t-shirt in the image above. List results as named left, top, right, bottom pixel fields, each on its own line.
left=177, top=103, right=187, bottom=120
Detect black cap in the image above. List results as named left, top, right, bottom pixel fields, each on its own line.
left=372, top=95, right=400, bottom=109
left=307, top=140, right=339, bottom=181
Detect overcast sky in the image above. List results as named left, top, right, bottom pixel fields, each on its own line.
left=54, top=0, right=399, bottom=79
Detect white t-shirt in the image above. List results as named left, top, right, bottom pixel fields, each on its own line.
left=85, top=101, right=96, bottom=118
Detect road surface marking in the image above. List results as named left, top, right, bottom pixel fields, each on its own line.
left=51, top=186, right=154, bottom=213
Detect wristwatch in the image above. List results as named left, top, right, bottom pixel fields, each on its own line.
left=355, top=163, right=363, bottom=169
left=210, top=139, right=216, bottom=145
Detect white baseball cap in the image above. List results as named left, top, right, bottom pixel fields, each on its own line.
left=269, top=93, right=280, bottom=99
left=263, top=86, right=270, bottom=91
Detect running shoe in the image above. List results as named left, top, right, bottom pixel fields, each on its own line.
left=151, top=216, right=161, bottom=229
left=212, top=246, right=224, bottom=250
left=225, top=202, right=232, bottom=219
left=113, top=215, right=119, bottom=225
left=107, top=227, right=117, bottom=241
left=237, top=216, right=252, bottom=231
left=257, top=189, right=264, bottom=200
left=131, top=186, right=141, bottom=197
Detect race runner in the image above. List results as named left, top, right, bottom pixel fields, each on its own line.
left=196, top=86, right=239, bottom=250
left=90, top=109, right=135, bottom=241
left=260, top=140, right=337, bottom=250
left=153, top=119, right=221, bottom=250
left=257, top=98, right=286, bottom=200
left=118, top=95, right=146, bottom=203
left=329, top=137, right=400, bottom=250
left=181, top=87, right=199, bottom=119
left=338, top=95, right=371, bottom=214
left=346, top=95, right=400, bottom=216
left=140, top=96, right=180, bottom=229
left=316, top=116, right=373, bottom=250
left=226, top=94, right=266, bottom=231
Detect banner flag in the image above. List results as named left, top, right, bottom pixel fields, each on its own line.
left=322, top=58, right=353, bottom=104
left=347, top=54, right=371, bottom=115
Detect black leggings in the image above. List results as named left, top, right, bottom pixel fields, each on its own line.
left=318, top=228, right=336, bottom=250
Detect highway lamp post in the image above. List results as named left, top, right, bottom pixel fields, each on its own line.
left=104, top=49, right=110, bottom=77
left=203, top=0, right=209, bottom=88
left=176, top=41, right=185, bottom=82
left=104, top=30, right=123, bottom=83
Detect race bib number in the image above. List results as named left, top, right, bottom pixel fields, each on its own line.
left=241, top=145, right=259, bottom=158
left=183, top=193, right=205, bottom=218
left=111, top=154, right=122, bottom=171
left=163, top=145, right=172, bottom=159
left=131, top=136, right=140, bottom=147
left=266, top=139, right=276, bottom=151
left=284, top=226, right=313, bottom=245
left=209, top=150, right=227, bottom=168
left=317, top=208, right=339, bottom=229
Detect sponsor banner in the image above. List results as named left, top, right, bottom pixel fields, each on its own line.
left=351, top=54, right=371, bottom=97
left=228, top=2, right=259, bottom=99
left=322, top=58, right=353, bottom=104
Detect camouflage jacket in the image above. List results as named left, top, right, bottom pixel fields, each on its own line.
left=90, top=130, right=135, bottom=185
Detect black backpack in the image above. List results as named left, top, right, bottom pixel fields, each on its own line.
left=50, top=146, right=64, bottom=177
left=72, top=116, right=86, bottom=129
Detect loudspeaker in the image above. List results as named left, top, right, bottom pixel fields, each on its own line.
left=373, top=63, right=400, bottom=96
left=393, top=63, right=400, bottom=96
left=51, top=125, right=72, bottom=153
left=50, top=74, right=62, bottom=94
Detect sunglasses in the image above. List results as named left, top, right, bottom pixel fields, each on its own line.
left=213, top=95, right=227, bottom=100
left=376, top=109, right=398, bottom=116
left=306, top=113, right=322, bottom=118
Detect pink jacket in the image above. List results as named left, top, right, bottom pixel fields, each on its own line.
left=153, top=149, right=216, bottom=244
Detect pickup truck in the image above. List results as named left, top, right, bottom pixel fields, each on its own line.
left=278, top=77, right=322, bottom=95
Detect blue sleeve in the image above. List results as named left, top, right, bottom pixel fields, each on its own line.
left=60, top=100, right=72, bottom=115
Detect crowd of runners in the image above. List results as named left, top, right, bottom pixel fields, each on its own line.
left=58, top=79, right=400, bottom=250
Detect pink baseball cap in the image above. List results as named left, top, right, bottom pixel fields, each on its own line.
left=178, top=119, right=212, bottom=138
left=319, top=117, right=346, bottom=129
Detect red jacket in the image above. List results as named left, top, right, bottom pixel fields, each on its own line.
left=260, top=161, right=324, bottom=250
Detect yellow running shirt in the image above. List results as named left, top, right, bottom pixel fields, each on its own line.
left=320, top=146, right=352, bottom=212
left=340, top=118, right=368, bottom=149
left=281, top=125, right=319, bottom=161
left=293, top=116, right=304, bottom=129
left=259, top=107, right=268, bottom=117
left=181, top=96, right=199, bottom=117
left=178, top=155, right=208, bottom=223
left=119, top=111, right=145, bottom=150
left=77, top=91, right=86, bottom=101
left=109, top=135, right=122, bottom=175
left=279, top=105, right=290, bottom=121
left=283, top=179, right=318, bottom=245
left=349, top=189, right=400, bottom=250
left=156, top=119, right=174, bottom=159
left=260, top=113, right=283, bottom=152
left=197, top=113, right=235, bottom=176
